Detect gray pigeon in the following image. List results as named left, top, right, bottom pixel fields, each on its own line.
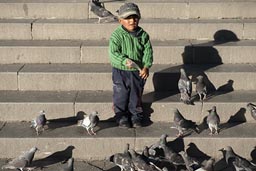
left=78, top=111, right=99, bottom=135
left=2, top=147, right=39, bottom=171
left=62, top=157, right=74, bottom=171
left=171, top=108, right=200, bottom=137
left=195, top=158, right=215, bottom=171
left=89, top=0, right=117, bottom=23
left=220, top=146, right=256, bottom=171
left=30, top=110, right=47, bottom=135
left=180, top=151, right=200, bottom=171
left=178, top=68, right=192, bottom=105
left=147, top=134, right=169, bottom=159
left=246, top=103, right=256, bottom=120
left=206, top=106, right=220, bottom=135
left=196, top=75, right=207, bottom=101
left=109, top=143, right=136, bottom=171
left=129, top=149, right=164, bottom=171
left=159, top=144, right=185, bottom=168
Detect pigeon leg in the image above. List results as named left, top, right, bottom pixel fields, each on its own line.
left=90, top=128, right=97, bottom=135
left=36, top=127, right=40, bottom=136
left=86, top=128, right=93, bottom=135
left=214, top=126, right=219, bottom=135
left=198, top=93, right=202, bottom=101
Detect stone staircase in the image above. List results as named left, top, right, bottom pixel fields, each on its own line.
left=0, top=0, right=256, bottom=170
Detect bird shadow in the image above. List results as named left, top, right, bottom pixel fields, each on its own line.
left=207, top=79, right=234, bottom=100
left=166, top=137, right=185, bottom=153
left=197, top=116, right=209, bottom=134
left=186, top=142, right=211, bottom=163
left=219, top=108, right=246, bottom=131
left=46, top=111, right=85, bottom=130
left=251, top=146, right=256, bottom=164
left=31, top=145, right=75, bottom=168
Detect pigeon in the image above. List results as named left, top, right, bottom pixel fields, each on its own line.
left=159, top=144, right=185, bottom=167
left=206, top=106, right=220, bottom=135
left=220, top=146, right=256, bottom=171
left=30, top=110, right=47, bottom=135
left=246, top=103, right=256, bottom=120
left=78, top=111, right=99, bottom=135
left=2, top=147, right=39, bottom=171
left=89, top=0, right=117, bottom=23
left=196, top=75, right=207, bottom=101
left=171, top=108, right=200, bottom=137
left=178, top=68, right=192, bottom=105
left=109, top=143, right=136, bottom=171
left=129, top=149, right=164, bottom=171
left=180, top=151, right=200, bottom=171
left=62, top=157, right=74, bottom=171
left=195, top=158, right=215, bottom=171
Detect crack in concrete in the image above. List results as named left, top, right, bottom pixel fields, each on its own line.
left=0, top=121, right=7, bottom=131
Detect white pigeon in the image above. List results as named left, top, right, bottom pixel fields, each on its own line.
left=78, top=111, right=99, bottom=135
left=2, top=147, right=39, bottom=171
left=30, top=110, right=47, bottom=135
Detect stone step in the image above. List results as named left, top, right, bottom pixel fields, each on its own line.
left=0, top=158, right=236, bottom=171
left=0, top=90, right=255, bottom=123
left=1, top=19, right=256, bottom=40
left=0, top=121, right=254, bottom=163
left=1, top=40, right=256, bottom=64
left=1, top=63, right=255, bottom=91
left=0, top=0, right=256, bottom=20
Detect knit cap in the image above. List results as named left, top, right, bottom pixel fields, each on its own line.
left=118, top=3, right=141, bottom=19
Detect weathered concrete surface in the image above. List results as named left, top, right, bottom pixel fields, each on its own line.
left=0, top=90, right=255, bottom=122
left=1, top=1, right=256, bottom=20
left=12, top=63, right=256, bottom=91
left=0, top=121, right=255, bottom=163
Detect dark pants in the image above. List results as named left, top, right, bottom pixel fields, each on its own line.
left=112, top=68, right=146, bottom=123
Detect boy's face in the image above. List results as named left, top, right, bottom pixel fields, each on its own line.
left=119, top=15, right=140, bottom=32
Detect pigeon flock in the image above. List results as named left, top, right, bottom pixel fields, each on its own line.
left=109, top=135, right=256, bottom=171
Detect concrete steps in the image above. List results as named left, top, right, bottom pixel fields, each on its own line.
left=0, top=90, right=255, bottom=123
left=1, top=18, right=256, bottom=40
left=1, top=40, right=256, bottom=64
left=0, top=0, right=255, bottom=165
left=0, top=121, right=255, bottom=162
left=0, top=63, right=256, bottom=91
left=0, top=0, right=256, bottom=20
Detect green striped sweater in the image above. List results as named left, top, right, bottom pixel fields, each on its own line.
left=108, top=25, right=153, bottom=71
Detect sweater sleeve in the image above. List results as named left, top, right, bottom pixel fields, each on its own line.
left=142, top=34, right=153, bottom=68
left=108, top=32, right=128, bottom=67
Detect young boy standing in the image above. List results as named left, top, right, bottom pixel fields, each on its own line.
left=108, top=3, right=153, bottom=128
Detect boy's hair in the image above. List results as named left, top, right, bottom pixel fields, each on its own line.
left=117, top=3, right=141, bottom=19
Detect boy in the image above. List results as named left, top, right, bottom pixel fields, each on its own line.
left=108, top=2, right=153, bottom=128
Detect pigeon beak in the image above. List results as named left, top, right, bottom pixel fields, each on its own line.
left=218, top=148, right=224, bottom=151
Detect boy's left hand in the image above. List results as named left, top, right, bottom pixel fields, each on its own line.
left=139, top=67, right=149, bottom=79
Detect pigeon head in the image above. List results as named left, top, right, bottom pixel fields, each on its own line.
left=160, top=134, right=168, bottom=145
left=30, top=147, right=39, bottom=153
left=196, top=75, right=204, bottom=82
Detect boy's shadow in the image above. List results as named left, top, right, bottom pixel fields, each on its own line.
left=31, top=145, right=75, bottom=168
